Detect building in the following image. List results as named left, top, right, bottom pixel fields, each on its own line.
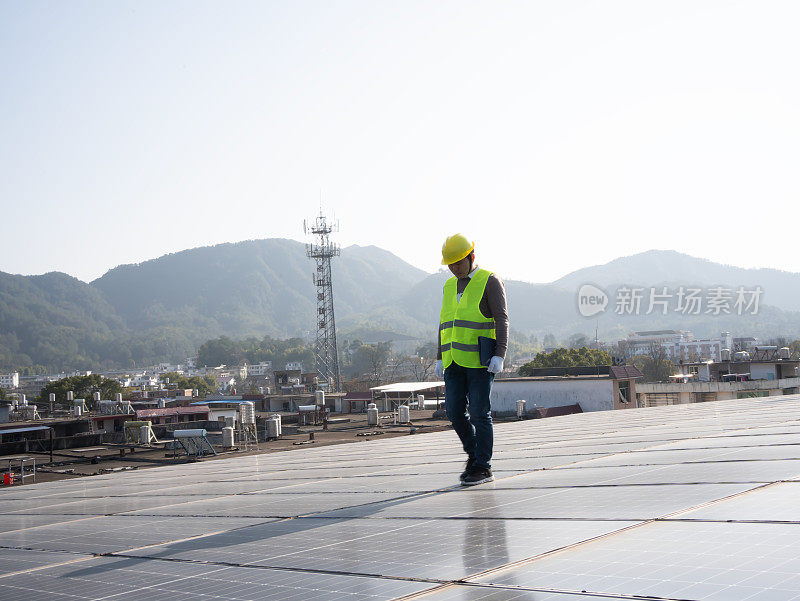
left=0, top=372, right=19, bottom=390
left=135, top=406, right=210, bottom=425
left=246, top=361, right=273, bottom=376
left=90, top=413, right=136, bottom=433
left=216, top=376, right=236, bottom=390
left=285, top=361, right=303, bottom=372
left=274, top=369, right=303, bottom=394
left=733, top=336, right=759, bottom=351
left=637, top=346, right=800, bottom=406
left=369, top=382, right=445, bottom=412
left=131, top=374, right=159, bottom=388
left=683, top=346, right=798, bottom=382
left=490, top=365, right=644, bottom=416
left=190, top=400, right=249, bottom=423
left=622, top=330, right=732, bottom=362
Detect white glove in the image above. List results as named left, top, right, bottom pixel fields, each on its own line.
left=487, top=356, right=504, bottom=374
left=434, top=360, right=444, bottom=379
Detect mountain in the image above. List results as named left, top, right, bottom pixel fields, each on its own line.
left=1, top=245, right=800, bottom=371
left=91, top=239, right=427, bottom=338
left=380, top=250, right=800, bottom=344
left=0, top=271, right=126, bottom=369
left=551, top=249, right=800, bottom=313
left=0, top=239, right=430, bottom=370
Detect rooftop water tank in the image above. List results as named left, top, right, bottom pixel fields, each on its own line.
left=222, top=426, right=235, bottom=447
left=367, top=403, right=379, bottom=427
left=239, top=401, right=255, bottom=424
left=721, top=349, right=731, bottom=361
left=173, top=429, right=207, bottom=438
left=398, top=405, right=410, bottom=424
left=265, top=417, right=280, bottom=439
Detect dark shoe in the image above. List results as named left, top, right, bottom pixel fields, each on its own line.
left=461, top=466, right=493, bottom=486
left=459, top=457, right=476, bottom=481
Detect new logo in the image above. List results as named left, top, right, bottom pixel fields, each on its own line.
left=577, top=284, right=608, bottom=317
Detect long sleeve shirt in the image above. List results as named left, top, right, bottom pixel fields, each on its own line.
left=437, top=267, right=509, bottom=360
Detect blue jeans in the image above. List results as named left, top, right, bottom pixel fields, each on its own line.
left=444, top=362, right=494, bottom=470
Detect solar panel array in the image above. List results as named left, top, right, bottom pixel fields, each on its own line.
left=2, top=394, right=800, bottom=600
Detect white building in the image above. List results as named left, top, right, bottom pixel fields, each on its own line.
left=285, top=361, right=303, bottom=372
left=216, top=376, right=236, bottom=390
left=491, top=366, right=643, bottom=415
left=131, top=374, right=159, bottom=388
left=639, top=349, right=800, bottom=406
left=623, top=331, right=733, bottom=362
left=0, top=372, right=19, bottom=390
left=246, top=361, right=273, bottom=376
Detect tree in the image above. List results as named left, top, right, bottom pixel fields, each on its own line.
left=0, top=387, right=6, bottom=401
left=159, top=372, right=216, bottom=396
left=633, top=343, right=676, bottom=383
left=568, top=333, right=589, bottom=349
left=350, top=343, right=392, bottom=385
left=38, top=375, right=122, bottom=409
left=518, top=347, right=612, bottom=375
left=411, top=342, right=438, bottom=381
left=615, top=340, right=633, bottom=364
left=196, top=335, right=314, bottom=371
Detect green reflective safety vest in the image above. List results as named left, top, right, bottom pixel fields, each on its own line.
left=439, top=268, right=496, bottom=369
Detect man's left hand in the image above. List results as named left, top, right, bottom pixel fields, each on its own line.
left=487, top=356, right=504, bottom=374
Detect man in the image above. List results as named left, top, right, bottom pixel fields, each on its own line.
left=435, top=234, right=509, bottom=486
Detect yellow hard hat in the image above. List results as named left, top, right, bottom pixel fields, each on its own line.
left=441, top=234, right=475, bottom=265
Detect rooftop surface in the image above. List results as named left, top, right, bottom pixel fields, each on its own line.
left=2, top=396, right=800, bottom=600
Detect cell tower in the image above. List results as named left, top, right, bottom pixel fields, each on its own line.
left=304, top=212, right=341, bottom=391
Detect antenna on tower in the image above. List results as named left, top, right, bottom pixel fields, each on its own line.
left=305, top=211, right=341, bottom=392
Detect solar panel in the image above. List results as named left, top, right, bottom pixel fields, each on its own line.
left=474, top=520, right=800, bottom=600
left=3, top=394, right=800, bottom=599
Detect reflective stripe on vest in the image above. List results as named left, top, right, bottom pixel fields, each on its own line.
left=439, top=268, right=496, bottom=369
left=439, top=319, right=496, bottom=331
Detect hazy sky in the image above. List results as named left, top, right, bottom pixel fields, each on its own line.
left=2, top=1, right=798, bottom=284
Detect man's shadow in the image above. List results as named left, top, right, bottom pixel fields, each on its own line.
left=62, top=481, right=474, bottom=580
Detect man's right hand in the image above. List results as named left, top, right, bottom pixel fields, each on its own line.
left=434, top=360, right=444, bottom=379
